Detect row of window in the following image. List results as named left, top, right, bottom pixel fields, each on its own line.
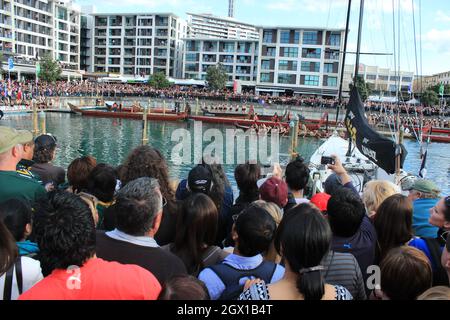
left=261, top=60, right=336, bottom=73
left=263, top=30, right=341, bottom=46
left=260, top=73, right=337, bottom=86
left=366, top=74, right=413, bottom=82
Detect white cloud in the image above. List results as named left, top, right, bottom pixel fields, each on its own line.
left=436, top=10, right=450, bottom=22
left=266, top=0, right=347, bottom=12
left=421, top=29, right=450, bottom=56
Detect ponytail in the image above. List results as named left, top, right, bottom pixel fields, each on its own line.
left=296, top=268, right=326, bottom=300
left=0, top=220, right=18, bottom=276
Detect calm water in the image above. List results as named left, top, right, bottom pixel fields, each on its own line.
left=2, top=113, right=449, bottom=195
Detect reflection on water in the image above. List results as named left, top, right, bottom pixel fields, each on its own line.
left=2, top=113, right=449, bottom=194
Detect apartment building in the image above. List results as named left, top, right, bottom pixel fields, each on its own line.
left=0, top=0, right=80, bottom=79
left=183, top=38, right=258, bottom=85
left=256, top=27, right=345, bottom=97
left=343, top=63, right=414, bottom=96
left=187, top=13, right=259, bottom=40
left=88, top=13, right=186, bottom=78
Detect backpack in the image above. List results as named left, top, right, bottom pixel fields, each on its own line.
left=209, top=260, right=277, bottom=300
left=421, top=237, right=449, bottom=286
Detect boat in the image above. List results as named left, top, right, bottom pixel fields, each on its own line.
left=233, top=122, right=290, bottom=136
left=68, top=103, right=187, bottom=121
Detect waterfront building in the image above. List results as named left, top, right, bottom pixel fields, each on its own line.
left=343, top=63, right=414, bottom=97
left=183, top=38, right=258, bottom=86
left=255, top=27, right=345, bottom=97
left=413, top=71, right=450, bottom=93
left=86, top=12, right=187, bottom=78
left=186, top=13, right=259, bottom=40
left=0, top=0, right=81, bottom=80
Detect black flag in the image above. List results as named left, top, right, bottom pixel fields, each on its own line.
left=344, top=86, right=407, bottom=174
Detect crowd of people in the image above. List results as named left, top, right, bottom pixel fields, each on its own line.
left=0, top=124, right=449, bottom=300
left=1, top=80, right=449, bottom=116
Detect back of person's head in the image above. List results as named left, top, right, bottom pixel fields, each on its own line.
left=234, top=205, right=276, bottom=257
left=274, top=203, right=331, bottom=300
left=67, top=156, right=97, bottom=193
left=0, top=199, right=32, bottom=242
left=380, top=246, right=432, bottom=300
left=87, top=163, right=117, bottom=203
left=114, top=177, right=162, bottom=236
left=323, top=173, right=343, bottom=196
left=252, top=200, right=283, bottom=226
left=374, top=194, right=413, bottom=259
left=327, top=188, right=365, bottom=237
left=234, top=163, right=260, bottom=195
left=32, top=134, right=57, bottom=164
left=259, top=177, right=289, bottom=209
left=158, top=275, right=210, bottom=300
left=285, top=157, right=310, bottom=191
left=417, top=286, right=450, bottom=300
left=363, top=180, right=400, bottom=217
left=32, top=191, right=96, bottom=276
left=174, top=193, right=218, bottom=273
left=0, top=219, right=18, bottom=276
left=187, top=164, right=213, bottom=195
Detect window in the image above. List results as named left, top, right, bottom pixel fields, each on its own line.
left=222, top=42, right=235, bottom=52
left=402, top=77, right=412, bottom=82
left=329, top=34, right=340, bottom=46
left=263, top=30, right=274, bottom=43
left=281, top=47, right=298, bottom=58
left=186, top=53, right=197, bottom=62
left=301, top=62, right=320, bottom=72
left=266, top=47, right=276, bottom=57
left=324, top=63, right=334, bottom=73
left=294, top=31, right=300, bottom=44
left=260, top=73, right=271, bottom=82
left=302, top=48, right=321, bottom=59
left=379, top=75, right=389, bottom=81
left=261, top=60, right=271, bottom=70
left=390, top=76, right=400, bottom=81
left=303, top=31, right=318, bottom=45
left=279, top=60, right=297, bottom=71
left=280, top=31, right=290, bottom=44
left=327, top=77, right=337, bottom=87
left=366, top=74, right=377, bottom=80
left=304, top=75, right=320, bottom=86
left=278, top=74, right=296, bottom=84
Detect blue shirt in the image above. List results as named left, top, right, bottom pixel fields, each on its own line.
left=198, top=253, right=285, bottom=300
left=412, top=198, right=439, bottom=238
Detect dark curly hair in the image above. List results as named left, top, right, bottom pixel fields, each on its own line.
left=32, top=191, right=96, bottom=276
left=121, top=146, right=175, bottom=203
left=32, top=145, right=56, bottom=164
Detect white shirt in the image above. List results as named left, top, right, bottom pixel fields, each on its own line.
left=0, top=257, right=43, bottom=300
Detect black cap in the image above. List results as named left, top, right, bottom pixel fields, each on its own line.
left=34, top=134, right=57, bottom=150
left=188, top=164, right=212, bottom=194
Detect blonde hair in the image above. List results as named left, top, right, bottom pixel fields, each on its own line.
left=363, top=180, right=400, bottom=218
left=251, top=200, right=283, bottom=264
left=417, top=286, right=450, bottom=300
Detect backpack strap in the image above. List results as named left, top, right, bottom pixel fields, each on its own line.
left=3, top=263, right=14, bottom=301
left=15, top=258, right=23, bottom=295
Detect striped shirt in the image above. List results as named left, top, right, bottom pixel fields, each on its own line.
left=322, top=250, right=367, bottom=300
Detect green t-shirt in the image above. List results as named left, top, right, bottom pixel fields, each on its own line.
left=0, top=171, right=47, bottom=204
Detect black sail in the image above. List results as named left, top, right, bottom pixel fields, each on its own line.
left=344, top=86, right=407, bottom=174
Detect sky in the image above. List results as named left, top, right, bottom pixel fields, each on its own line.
left=74, top=0, right=450, bottom=76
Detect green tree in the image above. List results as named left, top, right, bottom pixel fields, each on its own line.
left=429, top=84, right=450, bottom=96
left=148, top=72, right=171, bottom=89
left=206, top=63, right=228, bottom=91
left=38, top=54, right=62, bottom=83
left=350, top=76, right=372, bottom=102
left=421, top=89, right=439, bottom=107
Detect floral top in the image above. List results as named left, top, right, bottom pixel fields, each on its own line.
left=239, top=281, right=353, bottom=300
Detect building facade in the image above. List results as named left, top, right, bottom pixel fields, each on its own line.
left=343, top=63, right=414, bottom=96
left=187, top=13, right=259, bottom=40
left=256, top=27, right=345, bottom=97
left=413, top=71, right=450, bottom=93
left=183, top=38, right=258, bottom=85
left=0, top=0, right=81, bottom=79
left=88, top=13, right=186, bottom=78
